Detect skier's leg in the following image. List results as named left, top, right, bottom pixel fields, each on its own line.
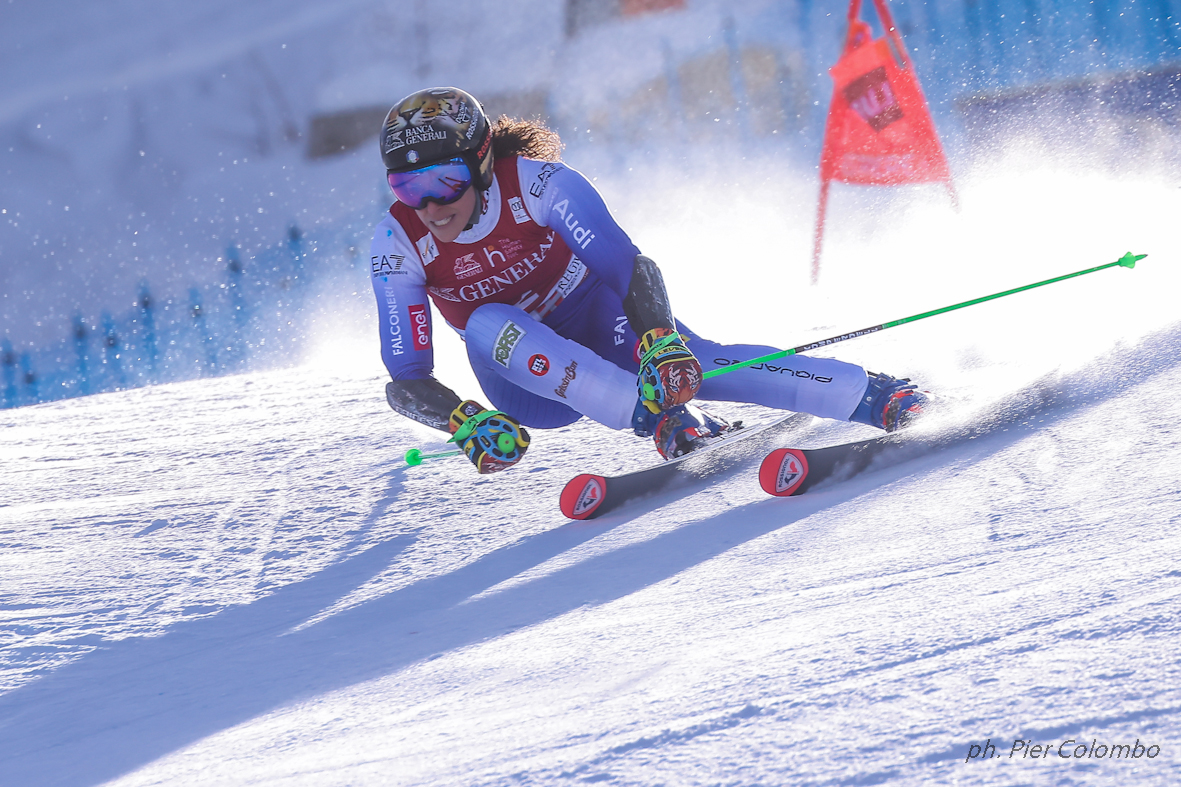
left=543, top=277, right=640, bottom=373
left=468, top=363, right=583, bottom=429
left=548, top=281, right=865, bottom=421
left=537, top=281, right=865, bottom=423
left=465, top=303, right=637, bottom=430
left=545, top=284, right=733, bottom=450
left=679, top=325, right=867, bottom=421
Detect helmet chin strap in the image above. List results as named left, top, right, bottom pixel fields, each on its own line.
left=463, top=187, right=489, bottom=232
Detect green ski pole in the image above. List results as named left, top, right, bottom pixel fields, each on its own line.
left=405, top=447, right=462, bottom=466
left=703, top=252, right=1145, bottom=380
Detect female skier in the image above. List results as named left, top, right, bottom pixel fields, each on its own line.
left=370, top=87, right=925, bottom=474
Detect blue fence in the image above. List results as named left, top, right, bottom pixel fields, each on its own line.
left=800, top=0, right=1181, bottom=101
left=6, top=1, right=1180, bottom=410
left=553, top=1, right=1181, bottom=168
left=1, top=222, right=371, bottom=410
left=795, top=0, right=1181, bottom=161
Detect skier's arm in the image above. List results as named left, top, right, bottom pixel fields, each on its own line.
left=516, top=160, right=699, bottom=408
left=384, top=377, right=461, bottom=432
left=517, top=160, right=678, bottom=337
left=622, top=254, right=675, bottom=335
left=369, top=218, right=461, bottom=433
left=518, top=159, right=640, bottom=298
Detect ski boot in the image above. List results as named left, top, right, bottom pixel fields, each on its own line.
left=849, top=372, right=928, bottom=433
left=633, top=399, right=733, bottom=459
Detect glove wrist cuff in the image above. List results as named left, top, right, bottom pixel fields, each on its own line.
left=638, top=328, right=683, bottom=367
left=448, top=399, right=486, bottom=435
left=449, top=408, right=510, bottom=444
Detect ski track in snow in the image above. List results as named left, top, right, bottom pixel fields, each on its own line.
left=2, top=316, right=1181, bottom=786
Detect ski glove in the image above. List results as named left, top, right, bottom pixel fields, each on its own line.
left=448, top=400, right=530, bottom=474
left=637, top=328, right=702, bottom=412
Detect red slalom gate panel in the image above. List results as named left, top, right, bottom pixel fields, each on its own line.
left=811, top=0, right=958, bottom=283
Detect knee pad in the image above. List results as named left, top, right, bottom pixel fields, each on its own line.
left=464, top=303, right=534, bottom=372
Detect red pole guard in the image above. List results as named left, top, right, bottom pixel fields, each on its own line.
left=946, top=180, right=962, bottom=212
left=847, top=0, right=862, bottom=25
left=811, top=177, right=831, bottom=285
left=867, top=0, right=959, bottom=211
left=870, top=0, right=913, bottom=69
left=870, top=0, right=958, bottom=209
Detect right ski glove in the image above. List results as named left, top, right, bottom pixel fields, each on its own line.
left=448, top=400, right=530, bottom=474
left=637, top=328, right=703, bottom=412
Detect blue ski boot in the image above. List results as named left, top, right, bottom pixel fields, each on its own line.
left=633, top=399, right=733, bottom=459
left=849, top=372, right=928, bottom=433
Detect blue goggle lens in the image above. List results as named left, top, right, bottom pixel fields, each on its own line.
left=387, top=158, right=472, bottom=209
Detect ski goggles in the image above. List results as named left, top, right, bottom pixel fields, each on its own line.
left=386, top=157, right=473, bottom=209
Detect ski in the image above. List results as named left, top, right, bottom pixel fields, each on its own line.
left=563, top=368, right=1071, bottom=517
left=560, top=413, right=813, bottom=520
left=759, top=369, right=1071, bottom=496
left=759, top=435, right=918, bottom=496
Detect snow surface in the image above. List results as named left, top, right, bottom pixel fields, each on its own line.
left=5, top=1, right=1181, bottom=785
left=3, top=164, right=1181, bottom=785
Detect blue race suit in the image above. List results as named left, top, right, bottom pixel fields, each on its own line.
left=369, top=155, right=868, bottom=429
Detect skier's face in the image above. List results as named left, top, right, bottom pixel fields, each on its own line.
left=415, top=185, right=477, bottom=244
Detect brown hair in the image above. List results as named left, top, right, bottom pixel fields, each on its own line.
left=490, top=116, right=564, bottom=162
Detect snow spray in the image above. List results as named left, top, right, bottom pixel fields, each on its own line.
left=705, top=252, right=1146, bottom=380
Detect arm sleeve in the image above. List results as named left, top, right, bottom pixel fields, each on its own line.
left=517, top=158, right=640, bottom=298
left=369, top=216, right=436, bottom=381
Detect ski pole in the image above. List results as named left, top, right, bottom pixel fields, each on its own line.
left=404, top=447, right=461, bottom=466
left=703, top=251, right=1146, bottom=380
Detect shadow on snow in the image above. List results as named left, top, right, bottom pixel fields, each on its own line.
left=2, top=320, right=1181, bottom=786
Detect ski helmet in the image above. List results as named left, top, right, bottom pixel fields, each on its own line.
left=380, top=87, right=493, bottom=191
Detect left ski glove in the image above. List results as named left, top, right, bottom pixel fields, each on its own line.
left=448, top=400, right=530, bottom=474
left=637, top=328, right=703, bottom=412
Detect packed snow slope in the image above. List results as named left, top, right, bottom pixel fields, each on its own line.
left=2, top=163, right=1181, bottom=786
